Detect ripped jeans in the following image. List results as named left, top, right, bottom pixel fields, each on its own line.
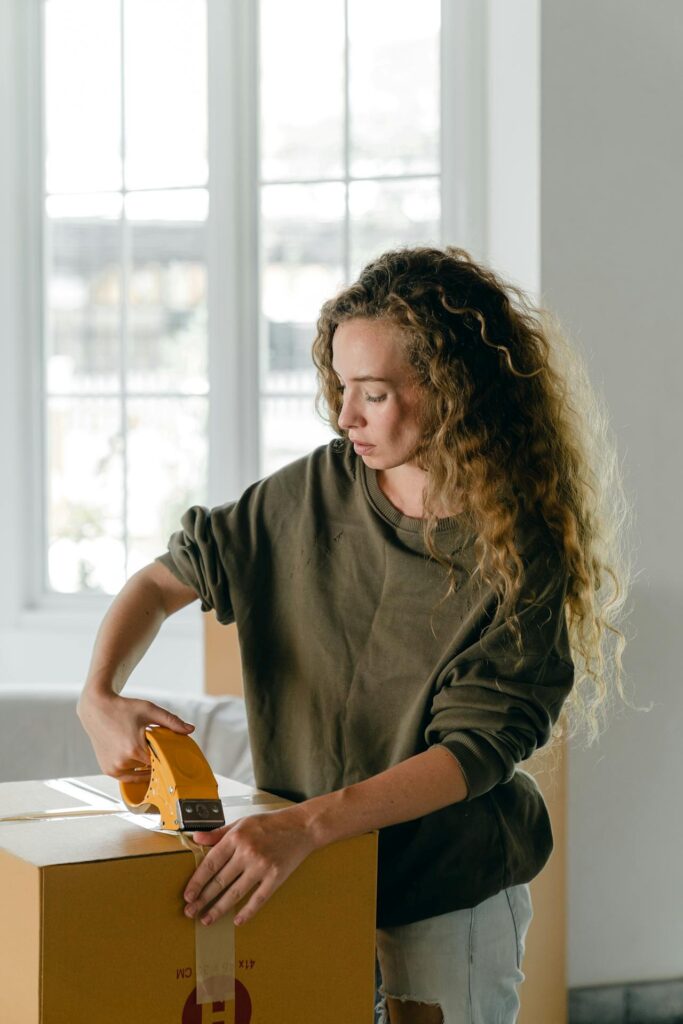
left=374, top=883, right=533, bottom=1024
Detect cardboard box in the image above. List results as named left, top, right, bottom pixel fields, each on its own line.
left=0, top=774, right=378, bottom=1024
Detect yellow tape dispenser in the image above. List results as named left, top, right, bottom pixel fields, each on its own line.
left=119, top=725, right=226, bottom=832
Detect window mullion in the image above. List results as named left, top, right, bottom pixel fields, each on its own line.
left=31, top=0, right=47, bottom=606
left=343, top=0, right=351, bottom=284
left=206, top=0, right=260, bottom=503
left=120, top=0, right=129, bottom=577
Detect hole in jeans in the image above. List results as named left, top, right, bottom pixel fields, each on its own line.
left=385, top=994, right=444, bottom=1023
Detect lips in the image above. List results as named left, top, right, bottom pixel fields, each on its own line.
left=352, top=441, right=375, bottom=453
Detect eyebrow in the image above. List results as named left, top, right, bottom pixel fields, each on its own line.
left=331, top=371, right=392, bottom=383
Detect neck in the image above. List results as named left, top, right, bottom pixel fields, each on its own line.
left=376, top=465, right=463, bottom=520
left=376, top=465, right=426, bottom=518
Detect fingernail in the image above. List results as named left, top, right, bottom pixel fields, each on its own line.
left=185, top=907, right=194, bottom=918
left=185, top=891, right=196, bottom=901
left=234, top=915, right=243, bottom=926
left=201, top=915, right=211, bottom=925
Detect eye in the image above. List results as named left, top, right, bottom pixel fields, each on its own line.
left=364, top=393, right=387, bottom=403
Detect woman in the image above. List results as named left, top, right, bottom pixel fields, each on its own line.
left=78, top=245, right=634, bottom=1024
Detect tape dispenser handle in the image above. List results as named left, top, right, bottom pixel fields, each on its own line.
left=118, top=726, right=157, bottom=813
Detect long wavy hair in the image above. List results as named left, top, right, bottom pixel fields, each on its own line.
left=311, top=244, right=645, bottom=755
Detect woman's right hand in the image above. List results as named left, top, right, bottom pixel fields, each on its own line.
left=76, top=691, right=196, bottom=784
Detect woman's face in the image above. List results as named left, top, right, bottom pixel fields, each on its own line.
left=332, top=318, right=425, bottom=469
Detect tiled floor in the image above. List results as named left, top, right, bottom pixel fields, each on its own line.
left=375, top=958, right=683, bottom=1023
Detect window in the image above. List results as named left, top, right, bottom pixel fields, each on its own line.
left=258, top=0, right=441, bottom=475
left=2, top=0, right=499, bottom=685
left=36, top=0, right=466, bottom=599
left=43, top=0, right=209, bottom=595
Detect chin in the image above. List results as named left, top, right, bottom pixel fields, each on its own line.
left=365, top=454, right=400, bottom=470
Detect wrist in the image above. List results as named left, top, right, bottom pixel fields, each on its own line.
left=77, top=685, right=118, bottom=718
left=289, top=789, right=352, bottom=851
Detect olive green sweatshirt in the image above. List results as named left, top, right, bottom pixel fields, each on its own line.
left=156, top=438, right=574, bottom=928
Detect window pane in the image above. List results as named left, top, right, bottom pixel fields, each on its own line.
left=261, top=396, right=335, bottom=478
left=348, top=0, right=440, bottom=177
left=127, top=398, right=208, bottom=575
left=47, top=398, right=124, bottom=594
left=261, top=182, right=345, bottom=384
left=45, top=0, right=122, bottom=194
left=260, top=0, right=345, bottom=181
left=126, top=190, right=209, bottom=394
left=349, top=178, right=440, bottom=277
left=124, top=0, right=208, bottom=189
left=265, top=325, right=318, bottom=384
left=46, top=194, right=123, bottom=394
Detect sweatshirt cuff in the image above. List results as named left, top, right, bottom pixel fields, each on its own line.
left=154, top=552, right=209, bottom=612
left=436, top=733, right=508, bottom=802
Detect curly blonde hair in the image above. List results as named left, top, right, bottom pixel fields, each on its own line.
left=312, top=244, right=645, bottom=754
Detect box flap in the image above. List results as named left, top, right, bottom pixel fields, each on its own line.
left=0, top=773, right=292, bottom=868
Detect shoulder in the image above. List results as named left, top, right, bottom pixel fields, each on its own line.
left=511, top=507, right=569, bottom=605
left=258, top=437, right=356, bottom=497
left=223, top=439, right=356, bottom=527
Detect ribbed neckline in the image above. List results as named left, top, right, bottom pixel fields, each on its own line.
left=358, top=456, right=468, bottom=536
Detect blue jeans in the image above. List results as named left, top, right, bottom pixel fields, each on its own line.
left=374, top=883, right=533, bottom=1023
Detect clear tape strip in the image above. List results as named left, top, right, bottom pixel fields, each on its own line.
left=0, top=807, right=124, bottom=823
left=179, top=832, right=235, bottom=1005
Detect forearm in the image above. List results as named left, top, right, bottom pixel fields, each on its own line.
left=80, top=572, right=168, bottom=705
left=296, top=745, right=469, bottom=849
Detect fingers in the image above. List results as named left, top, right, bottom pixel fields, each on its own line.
left=191, top=870, right=271, bottom=928
left=183, top=830, right=283, bottom=928
left=181, top=814, right=312, bottom=929
left=148, top=704, right=195, bottom=733
left=231, top=880, right=274, bottom=927
left=115, top=766, right=152, bottom=784
left=185, top=850, right=243, bottom=918
left=183, top=834, right=235, bottom=902
left=107, top=743, right=150, bottom=780
left=191, top=829, right=224, bottom=846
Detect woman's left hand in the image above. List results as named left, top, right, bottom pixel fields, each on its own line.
left=183, top=807, right=316, bottom=927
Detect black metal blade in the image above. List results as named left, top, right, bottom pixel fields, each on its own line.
left=176, top=798, right=226, bottom=831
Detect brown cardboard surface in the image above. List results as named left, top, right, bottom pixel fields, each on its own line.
left=0, top=774, right=378, bottom=1024
left=0, top=851, right=41, bottom=1022
left=0, top=813, right=182, bottom=867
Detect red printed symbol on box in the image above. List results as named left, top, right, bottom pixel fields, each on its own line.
left=182, top=981, right=252, bottom=1024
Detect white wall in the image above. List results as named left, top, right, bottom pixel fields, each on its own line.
left=486, top=0, right=540, bottom=298
left=484, top=0, right=681, bottom=990
left=540, top=0, right=683, bottom=987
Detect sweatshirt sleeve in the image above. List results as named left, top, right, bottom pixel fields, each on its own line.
left=424, top=534, right=575, bottom=802
left=155, top=502, right=238, bottom=625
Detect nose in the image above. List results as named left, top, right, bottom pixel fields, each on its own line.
left=337, top=390, right=366, bottom=432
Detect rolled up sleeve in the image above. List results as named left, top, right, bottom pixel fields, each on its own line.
left=155, top=503, right=237, bottom=625
left=424, top=540, right=575, bottom=801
